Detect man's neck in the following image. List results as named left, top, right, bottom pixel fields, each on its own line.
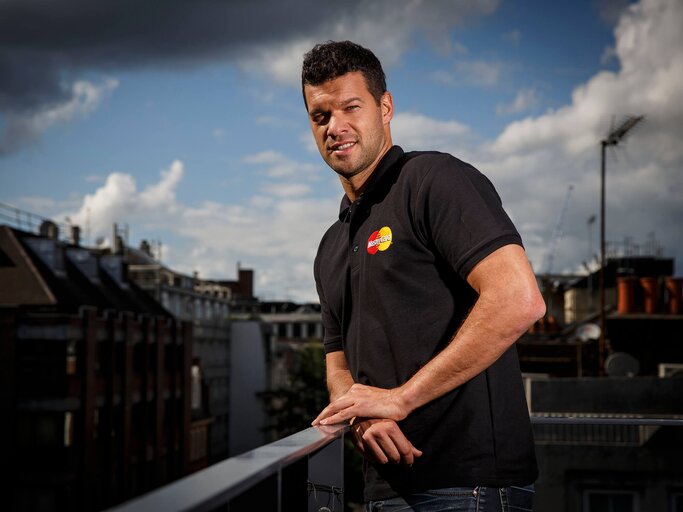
left=339, top=168, right=373, bottom=202
left=340, top=143, right=392, bottom=202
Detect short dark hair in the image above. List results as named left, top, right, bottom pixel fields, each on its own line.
left=302, top=40, right=386, bottom=106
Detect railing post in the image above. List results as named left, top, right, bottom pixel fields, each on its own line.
left=308, top=433, right=345, bottom=512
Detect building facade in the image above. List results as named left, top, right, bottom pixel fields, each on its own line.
left=0, top=225, right=195, bottom=511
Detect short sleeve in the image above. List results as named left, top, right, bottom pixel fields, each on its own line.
left=412, top=154, right=522, bottom=279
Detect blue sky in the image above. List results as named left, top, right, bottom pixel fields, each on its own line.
left=1, top=0, right=681, bottom=301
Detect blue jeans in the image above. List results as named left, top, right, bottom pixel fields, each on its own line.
left=366, top=485, right=534, bottom=511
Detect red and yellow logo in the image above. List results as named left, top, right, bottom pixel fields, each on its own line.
left=367, top=226, right=393, bottom=255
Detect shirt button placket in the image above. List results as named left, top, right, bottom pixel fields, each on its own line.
left=349, top=197, right=364, bottom=259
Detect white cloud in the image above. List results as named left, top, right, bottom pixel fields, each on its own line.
left=496, top=87, right=540, bottom=116
left=244, top=150, right=321, bottom=179
left=392, top=112, right=472, bottom=153
left=0, top=78, right=118, bottom=155
left=139, top=160, right=183, bottom=209
left=62, top=158, right=337, bottom=301
left=492, top=0, right=683, bottom=158
left=352, top=0, right=683, bottom=277
left=261, top=183, right=311, bottom=198
left=13, top=0, right=683, bottom=301
left=600, top=45, right=618, bottom=65
left=239, top=39, right=318, bottom=87
left=433, top=60, right=503, bottom=87
left=481, top=0, right=683, bottom=273
left=11, top=195, right=83, bottom=218
left=239, top=0, right=500, bottom=86
left=63, top=161, right=184, bottom=240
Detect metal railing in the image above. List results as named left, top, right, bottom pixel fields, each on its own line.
left=105, top=423, right=348, bottom=512
left=0, top=202, right=70, bottom=238
left=106, top=415, right=683, bottom=512
left=530, top=413, right=683, bottom=447
left=529, top=413, right=683, bottom=427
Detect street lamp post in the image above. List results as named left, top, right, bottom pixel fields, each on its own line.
left=598, top=115, right=644, bottom=374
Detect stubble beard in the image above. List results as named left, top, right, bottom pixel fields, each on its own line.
left=326, top=135, right=385, bottom=182
left=328, top=151, right=371, bottom=180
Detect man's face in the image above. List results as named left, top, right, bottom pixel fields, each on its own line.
left=304, top=72, right=393, bottom=182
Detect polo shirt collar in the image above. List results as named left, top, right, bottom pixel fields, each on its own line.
left=337, top=145, right=405, bottom=221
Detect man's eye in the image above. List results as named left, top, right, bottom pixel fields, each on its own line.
left=312, top=113, right=329, bottom=125
left=346, top=105, right=360, bottom=112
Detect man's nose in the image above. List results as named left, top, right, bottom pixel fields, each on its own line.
left=327, top=113, right=347, bottom=138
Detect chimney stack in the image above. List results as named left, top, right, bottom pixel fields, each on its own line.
left=70, top=225, right=81, bottom=246
left=39, top=220, right=59, bottom=240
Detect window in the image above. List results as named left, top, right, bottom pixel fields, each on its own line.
left=191, top=363, right=202, bottom=410
left=65, top=412, right=74, bottom=446
left=277, top=323, right=287, bottom=338
left=583, top=490, right=638, bottom=512
left=65, top=340, right=77, bottom=375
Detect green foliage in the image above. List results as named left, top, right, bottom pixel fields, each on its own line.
left=258, top=342, right=365, bottom=509
left=259, top=342, right=328, bottom=438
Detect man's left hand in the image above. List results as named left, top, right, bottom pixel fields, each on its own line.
left=312, top=383, right=408, bottom=426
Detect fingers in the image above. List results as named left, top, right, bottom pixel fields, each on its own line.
left=312, top=402, right=352, bottom=426
left=312, top=384, right=408, bottom=427
left=312, top=394, right=357, bottom=425
left=313, top=392, right=365, bottom=426
left=364, top=432, right=395, bottom=464
left=351, top=419, right=423, bottom=467
left=386, top=428, right=423, bottom=466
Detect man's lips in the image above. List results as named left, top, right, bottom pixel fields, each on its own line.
left=328, top=141, right=356, bottom=153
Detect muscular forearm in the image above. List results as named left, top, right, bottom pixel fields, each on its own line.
left=397, top=280, right=543, bottom=414
left=320, top=351, right=423, bottom=466
left=325, top=350, right=356, bottom=400
left=313, top=245, right=545, bottom=426
left=397, top=245, right=545, bottom=415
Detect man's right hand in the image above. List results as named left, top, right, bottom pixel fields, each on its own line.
left=350, top=417, right=422, bottom=466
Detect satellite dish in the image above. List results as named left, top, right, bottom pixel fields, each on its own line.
left=576, top=323, right=601, bottom=342
left=605, top=352, right=640, bottom=377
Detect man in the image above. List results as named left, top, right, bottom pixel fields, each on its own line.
left=304, top=40, right=545, bottom=511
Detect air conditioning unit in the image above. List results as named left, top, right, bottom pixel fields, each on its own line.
left=658, top=363, right=683, bottom=378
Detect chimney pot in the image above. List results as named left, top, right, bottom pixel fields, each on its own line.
left=617, top=276, right=638, bottom=314
left=640, top=277, right=660, bottom=314
left=665, top=277, right=683, bottom=314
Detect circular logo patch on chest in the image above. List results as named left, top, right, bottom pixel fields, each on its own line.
left=367, top=226, right=393, bottom=255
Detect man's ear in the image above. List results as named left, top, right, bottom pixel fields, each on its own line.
left=381, top=91, right=394, bottom=124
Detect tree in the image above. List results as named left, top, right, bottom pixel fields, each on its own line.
left=259, top=341, right=365, bottom=510
left=259, top=341, right=327, bottom=438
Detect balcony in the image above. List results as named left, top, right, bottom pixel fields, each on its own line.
left=105, top=423, right=348, bottom=512
left=105, top=414, right=683, bottom=512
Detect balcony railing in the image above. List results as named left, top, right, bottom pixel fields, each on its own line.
left=105, top=423, right=348, bottom=512
left=107, top=415, right=683, bottom=512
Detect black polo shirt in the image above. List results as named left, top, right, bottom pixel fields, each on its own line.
left=314, top=146, right=537, bottom=500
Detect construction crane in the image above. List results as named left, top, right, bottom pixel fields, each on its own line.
left=542, top=184, right=573, bottom=274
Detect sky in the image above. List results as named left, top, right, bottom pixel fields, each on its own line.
left=1, top=0, right=681, bottom=301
